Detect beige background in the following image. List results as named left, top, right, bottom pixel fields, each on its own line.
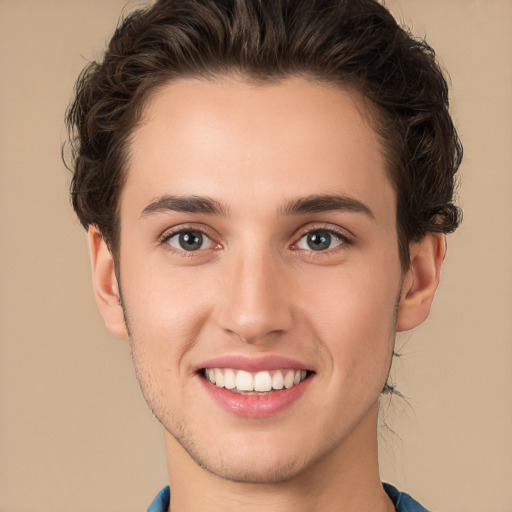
left=0, top=0, right=511, bottom=511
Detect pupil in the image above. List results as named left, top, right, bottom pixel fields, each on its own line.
left=179, top=231, right=203, bottom=251
left=307, top=231, right=331, bottom=251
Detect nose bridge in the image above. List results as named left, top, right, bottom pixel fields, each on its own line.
left=215, top=245, right=293, bottom=343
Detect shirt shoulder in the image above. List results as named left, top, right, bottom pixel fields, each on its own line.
left=383, top=483, right=430, bottom=512
left=146, top=486, right=170, bottom=512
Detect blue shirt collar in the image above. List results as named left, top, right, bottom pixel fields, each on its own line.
left=147, top=483, right=429, bottom=511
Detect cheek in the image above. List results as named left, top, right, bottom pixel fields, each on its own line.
left=121, top=266, right=215, bottom=415
left=305, top=263, right=400, bottom=373
left=121, top=263, right=214, bottom=363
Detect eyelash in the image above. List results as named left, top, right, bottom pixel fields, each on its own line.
left=159, top=225, right=221, bottom=257
left=292, top=224, right=353, bottom=255
left=158, top=223, right=353, bottom=256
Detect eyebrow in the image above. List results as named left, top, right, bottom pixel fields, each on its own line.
left=140, top=195, right=228, bottom=218
left=140, top=193, right=374, bottom=219
left=281, top=194, right=374, bottom=218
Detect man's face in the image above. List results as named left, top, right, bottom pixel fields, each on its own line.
left=116, top=78, right=403, bottom=482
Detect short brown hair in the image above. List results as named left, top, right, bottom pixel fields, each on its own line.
left=66, top=0, right=462, bottom=268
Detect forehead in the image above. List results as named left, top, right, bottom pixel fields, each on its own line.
left=123, top=78, right=394, bottom=220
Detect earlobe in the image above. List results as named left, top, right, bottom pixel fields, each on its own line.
left=396, top=233, right=447, bottom=332
left=87, top=226, right=129, bottom=339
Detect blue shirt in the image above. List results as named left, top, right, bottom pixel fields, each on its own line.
left=147, top=483, right=429, bottom=511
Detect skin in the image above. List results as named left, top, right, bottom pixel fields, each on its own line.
left=89, top=78, right=445, bottom=512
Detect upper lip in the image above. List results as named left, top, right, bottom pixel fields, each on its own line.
left=194, top=354, right=313, bottom=373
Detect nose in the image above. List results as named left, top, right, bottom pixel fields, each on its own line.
left=213, top=250, right=294, bottom=344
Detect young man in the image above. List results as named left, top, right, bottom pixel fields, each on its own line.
left=66, top=0, right=462, bottom=510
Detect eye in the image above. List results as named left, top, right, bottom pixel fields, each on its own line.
left=166, top=230, right=213, bottom=252
left=296, top=229, right=345, bottom=251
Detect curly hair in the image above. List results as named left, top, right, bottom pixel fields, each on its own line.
left=66, top=0, right=462, bottom=268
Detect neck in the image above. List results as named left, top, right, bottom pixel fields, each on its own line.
left=164, top=404, right=394, bottom=512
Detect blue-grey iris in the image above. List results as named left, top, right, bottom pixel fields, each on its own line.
left=179, top=231, right=203, bottom=251
left=307, top=230, right=332, bottom=251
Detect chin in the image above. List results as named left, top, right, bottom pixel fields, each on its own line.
left=169, top=424, right=329, bottom=485
left=192, top=450, right=310, bottom=484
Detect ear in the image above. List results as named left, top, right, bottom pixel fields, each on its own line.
left=396, top=233, right=447, bottom=332
left=87, top=225, right=129, bottom=339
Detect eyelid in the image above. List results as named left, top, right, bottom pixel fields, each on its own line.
left=166, top=231, right=213, bottom=251
left=159, top=223, right=222, bottom=252
left=291, top=223, right=354, bottom=251
left=295, top=231, right=343, bottom=251
left=156, top=222, right=353, bottom=256
left=159, top=223, right=214, bottom=240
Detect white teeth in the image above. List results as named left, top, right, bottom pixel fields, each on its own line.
left=254, top=371, right=272, bottom=392
left=214, top=368, right=224, bottom=388
left=235, top=370, right=254, bottom=391
left=271, top=371, right=284, bottom=390
left=204, top=368, right=308, bottom=393
left=283, top=370, right=295, bottom=389
left=204, top=367, right=308, bottom=392
left=224, top=369, right=236, bottom=389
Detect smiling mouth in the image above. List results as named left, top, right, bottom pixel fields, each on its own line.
left=201, top=368, right=311, bottom=394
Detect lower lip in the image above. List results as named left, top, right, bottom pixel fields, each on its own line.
left=199, top=375, right=312, bottom=417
